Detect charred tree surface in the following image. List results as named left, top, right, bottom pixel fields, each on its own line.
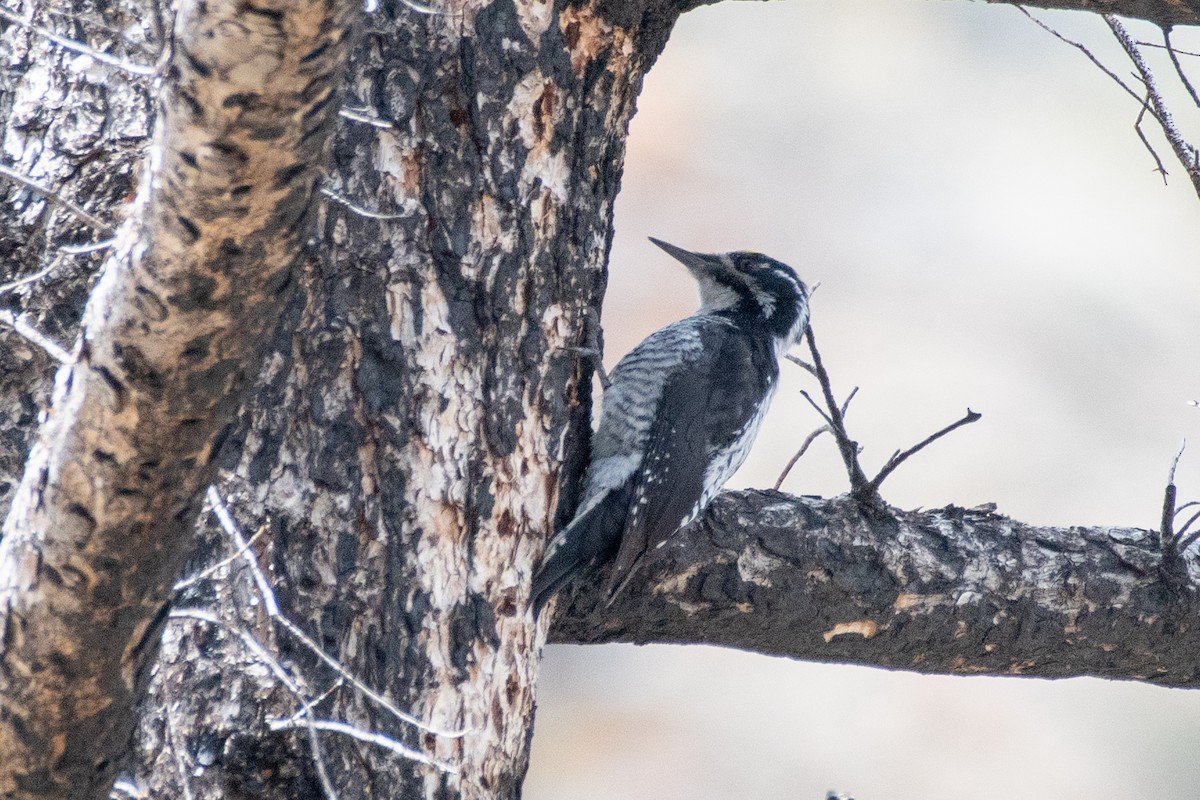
left=136, top=1, right=684, bottom=798
left=0, top=0, right=353, bottom=795
left=553, top=491, right=1200, bottom=684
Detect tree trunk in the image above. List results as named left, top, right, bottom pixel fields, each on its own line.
left=133, top=1, right=684, bottom=796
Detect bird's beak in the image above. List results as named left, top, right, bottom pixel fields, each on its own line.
left=648, top=237, right=726, bottom=281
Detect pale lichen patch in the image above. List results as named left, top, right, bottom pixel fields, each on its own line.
left=514, top=0, right=552, bottom=43
left=736, top=541, right=784, bottom=588
left=822, top=620, right=879, bottom=643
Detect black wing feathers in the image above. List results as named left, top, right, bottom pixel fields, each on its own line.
left=530, top=482, right=632, bottom=614
left=602, top=361, right=712, bottom=601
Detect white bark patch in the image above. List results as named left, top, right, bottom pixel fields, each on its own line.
left=893, top=592, right=947, bottom=614
left=473, top=193, right=514, bottom=256
left=374, top=130, right=423, bottom=215
left=540, top=303, right=571, bottom=370
left=507, top=71, right=569, bottom=205
left=652, top=559, right=725, bottom=597
left=513, top=0, right=552, bottom=43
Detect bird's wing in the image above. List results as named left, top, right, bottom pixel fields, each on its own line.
left=601, top=358, right=712, bottom=602
left=530, top=321, right=710, bottom=615
left=601, top=318, right=768, bottom=602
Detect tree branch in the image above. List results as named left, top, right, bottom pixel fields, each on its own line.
left=1010, top=0, right=1200, bottom=27
left=551, top=490, right=1200, bottom=686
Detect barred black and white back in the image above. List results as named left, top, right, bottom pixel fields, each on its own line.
left=531, top=239, right=810, bottom=614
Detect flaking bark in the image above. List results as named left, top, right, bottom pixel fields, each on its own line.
left=552, top=491, right=1200, bottom=684
left=0, top=0, right=353, bottom=795
left=132, top=0, right=685, bottom=795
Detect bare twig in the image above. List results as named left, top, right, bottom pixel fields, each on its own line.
left=773, top=426, right=829, bottom=490
left=396, top=0, right=444, bottom=14
left=168, top=609, right=342, bottom=799
left=320, top=187, right=407, bottom=220
left=0, top=4, right=155, bottom=75
left=1176, top=507, right=1200, bottom=552
left=0, top=163, right=116, bottom=234
left=339, top=107, right=395, bottom=129
left=869, top=409, right=982, bottom=491
left=266, top=718, right=456, bottom=771
left=205, top=486, right=277, bottom=614
left=1156, top=440, right=1200, bottom=577
left=110, top=780, right=145, bottom=799
left=204, top=486, right=466, bottom=738
left=42, top=4, right=161, bottom=56
left=0, top=310, right=72, bottom=363
left=60, top=237, right=116, bottom=254
left=1164, top=27, right=1200, bottom=110
left=776, top=384, right=859, bottom=490
left=784, top=352, right=817, bottom=376
left=798, top=388, right=833, bottom=426
left=0, top=263, right=60, bottom=298
left=1136, top=40, right=1200, bottom=59
left=173, top=524, right=266, bottom=592
left=1174, top=500, right=1200, bottom=517
left=1019, top=8, right=1158, bottom=114
left=804, top=327, right=873, bottom=500
left=1161, top=439, right=1187, bottom=546
left=1134, top=92, right=1170, bottom=182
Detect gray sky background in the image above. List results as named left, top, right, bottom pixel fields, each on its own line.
left=528, top=2, right=1200, bottom=798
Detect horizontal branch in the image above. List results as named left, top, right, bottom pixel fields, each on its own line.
left=550, top=490, right=1200, bottom=686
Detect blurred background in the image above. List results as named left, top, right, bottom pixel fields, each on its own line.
left=526, top=1, right=1200, bottom=798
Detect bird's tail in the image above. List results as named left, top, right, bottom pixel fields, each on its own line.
left=530, top=485, right=630, bottom=617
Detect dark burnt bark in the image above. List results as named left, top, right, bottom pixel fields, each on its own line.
left=552, top=491, right=1200, bottom=684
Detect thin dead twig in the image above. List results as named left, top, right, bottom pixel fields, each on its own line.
left=869, top=409, right=982, bottom=492
left=0, top=4, right=155, bottom=75
left=266, top=718, right=456, bottom=771
left=204, top=486, right=466, bottom=739
left=168, top=608, right=342, bottom=800
left=1134, top=91, right=1170, bottom=182
left=1164, top=27, right=1200, bottom=109
left=0, top=310, right=72, bottom=363
left=0, top=163, right=116, bottom=234
left=774, top=426, right=829, bottom=491
left=320, top=187, right=407, bottom=221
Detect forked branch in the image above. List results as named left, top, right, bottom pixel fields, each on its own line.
left=782, top=326, right=981, bottom=515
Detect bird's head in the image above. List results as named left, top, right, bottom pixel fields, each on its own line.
left=649, top=237, right=811, bottom=347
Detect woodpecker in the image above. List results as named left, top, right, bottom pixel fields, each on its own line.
left=531, top=238, right=811, bottom=614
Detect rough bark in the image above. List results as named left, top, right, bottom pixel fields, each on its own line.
left=552, top=491, right=1200, bottom=685
left=0, top=0, right=353, bottom=795
left=130, top=1, right=681, bottom=798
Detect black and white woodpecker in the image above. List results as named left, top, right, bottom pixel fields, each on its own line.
left=531, top=238, right=811, bottom=614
